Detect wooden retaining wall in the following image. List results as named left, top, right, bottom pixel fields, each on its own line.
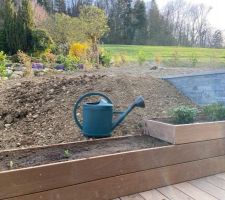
left=1, top=138, right=225, bottom=200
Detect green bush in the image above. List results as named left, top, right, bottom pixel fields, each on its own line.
left=169, top=106, right=198, bottom=124
left=203, top=103, right=225, bottom=121
left=0, top=51, right=7, bottom=77
left=56, top=55, right=79, bottom=71
left=31, top=29, right=54, bottom=54
left=99, top=49, right=112, bottom=67
left=137, top=51, right=147, bottom=65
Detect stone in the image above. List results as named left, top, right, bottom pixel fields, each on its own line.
left=0, top=121, right=5, bottom=130
left=5, top=115, right=14, bottom=124
left=5, top=124, right=11, bottom=128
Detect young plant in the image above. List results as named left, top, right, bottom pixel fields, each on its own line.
left=99, top=49, right=112, bottom=67
left=17, top=51, right=33, bottom=77
left=203, top=103, right=225, bottom=121
left=0, top=51, right=7, bottom=78
left=9, top=161, right=14, bottom=169
left=137, top=51, right=147, bottom=65
left=190, top=52, right=198, bottom=67
left=64, top=149, right=72, bottom=158
left=169, top=106, right=198, bottom=124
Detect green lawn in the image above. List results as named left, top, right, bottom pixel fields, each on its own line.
left=103, top=44, right=225, bottom=67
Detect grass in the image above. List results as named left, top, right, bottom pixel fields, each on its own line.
left=103, top=44, right=225, bottom=67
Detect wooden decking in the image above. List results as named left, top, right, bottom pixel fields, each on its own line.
left=116, top=173, right=225, bottom=200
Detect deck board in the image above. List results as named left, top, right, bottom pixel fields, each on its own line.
left=120, top=173, right=225, bottom=200
left=190, top=179, right=225, bottom=200
left=140, top=189, right=169, bottom=200
left=174, top=182, right=217, bottom=200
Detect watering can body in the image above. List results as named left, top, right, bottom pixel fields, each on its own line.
left=73, top=92, right=145, bottom=138
left=83, top=99, right=113, bottom=137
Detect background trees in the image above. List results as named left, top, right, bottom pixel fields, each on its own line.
left=0, top=0, right=224, bottom=51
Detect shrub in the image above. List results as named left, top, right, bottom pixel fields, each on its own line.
left=99, top=49, right=112, bottom=67
left=17, top=51, right=33, bottom=77
left=41, top=49, right=56, bottom=64
left=137, top=51, right=147, bottom=65
left=203, top=103, right=225, bottom=121
left=65, top=55, right=79, bottom=70
left=31, top=29, right=54, bottom=55
left=169, top=106, right=198, bottom=124
left=190, top=52, right=198, bottom=67
left=69, top=42, right=88, bottom=60
left=56, top=55, right=79, bottom=71
left=0, top=51, right=7, bottom=77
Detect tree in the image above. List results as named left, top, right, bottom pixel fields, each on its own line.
left=17, top=0, right=34, bottom=51
left=211, top=30, right=224, bottom=48
left=54, top=0, right=66, bottom=13
left=2, top=0, right=18, bottom=54
left=107, top=0, right=133, bottom=44
left=79, top=6, right=109, bottom=64
left=40, top=13, right=85, bottom=52
left=132, top=0, right=147, bottom=44
left=147, top=0, right=162, bottom=45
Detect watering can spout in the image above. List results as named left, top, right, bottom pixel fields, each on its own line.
left=112, top=96, right=145, bottom=130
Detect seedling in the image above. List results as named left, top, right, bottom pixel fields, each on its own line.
left=64, top=149, right=71, bottom=158
left=9, top=161, right=14, bottom=169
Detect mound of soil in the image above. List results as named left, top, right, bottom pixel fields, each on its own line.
left=0, top=72, right=193, bottom=150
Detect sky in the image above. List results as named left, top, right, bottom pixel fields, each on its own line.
left=149, top=0, right=225, bottom=31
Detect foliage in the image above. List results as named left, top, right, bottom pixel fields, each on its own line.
left=99, top=49, right=112, bottom=67
left=79, top=6, right=109, bottom=64
left=69, top=42, right=88, bottom=60
left=31, top=29, right=54, bottom=54
left=1, top=0, right=34, bottom=54
left=203, top=103, right=225, bottom=121
left=189, top=53, right=198, bottom=67
left=40, top=13, right=85, bottom=51
left=0, top=51, right=7, bottom=77
left=169, top=106, right=198, bottom=124
left=56, top=55, right=79, bottom=71
left=17, top=50, right=33, bottom=77
left=64, top=149, right=71, bottom=158
left=137, top=51, right=147, bottom=65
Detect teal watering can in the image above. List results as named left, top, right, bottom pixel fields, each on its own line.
left=73, top=92, right=145, bottom=138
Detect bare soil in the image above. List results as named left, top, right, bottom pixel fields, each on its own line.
left=0, top=135, right=169, bottom=171
left=0, top=65, right=197, bottom=150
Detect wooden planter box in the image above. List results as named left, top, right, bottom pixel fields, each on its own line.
left=144, top=119, right=225, bottom=144
left=1, top=134, right=225, bottom=200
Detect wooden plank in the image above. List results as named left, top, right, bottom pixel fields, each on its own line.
left=203, top=175, right=225, bottom=190
left=1, top=138, right=225, bottom=199
left=140, top=189, right=170, bottom=200
left=120, top=194, right=145, bottom=200
left=190, top=179, right=225, bottom=200
left=175, top=121, right=225, bottom=144
left=174, top=182, right=217, bottom=200
left=144, top=119, right=175, bottom=144
left=144, top=119, right=225, bottom=144
left=216, top=173, right=225, bottom=181
left=157, top=186, right=194, bottom=200
left=5, top=156, right=225, bottom=200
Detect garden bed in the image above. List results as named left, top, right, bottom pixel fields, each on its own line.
left=0, top=135, right=168, bottom=171
left=1, top=134, right=225, bottom=200
left=144, top=118, right=225, bottom=144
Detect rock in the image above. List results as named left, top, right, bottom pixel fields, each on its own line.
left=0, top=121, right=5, bottom=130
left=55, top=64, right=65, bottom=71
left=11, top=71, right=24, bottom=79
left=12, top=63, right=24, bottom=71
left=150, top=66, right=158, bottom=70
left=5, top=115, right=14, bottom=124
left=4, top=124, right=11, bottom=128
left=32, top=63, right=44, bottom=70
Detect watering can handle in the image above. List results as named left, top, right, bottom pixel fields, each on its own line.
left=73, top=92, right=113, bottom=130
